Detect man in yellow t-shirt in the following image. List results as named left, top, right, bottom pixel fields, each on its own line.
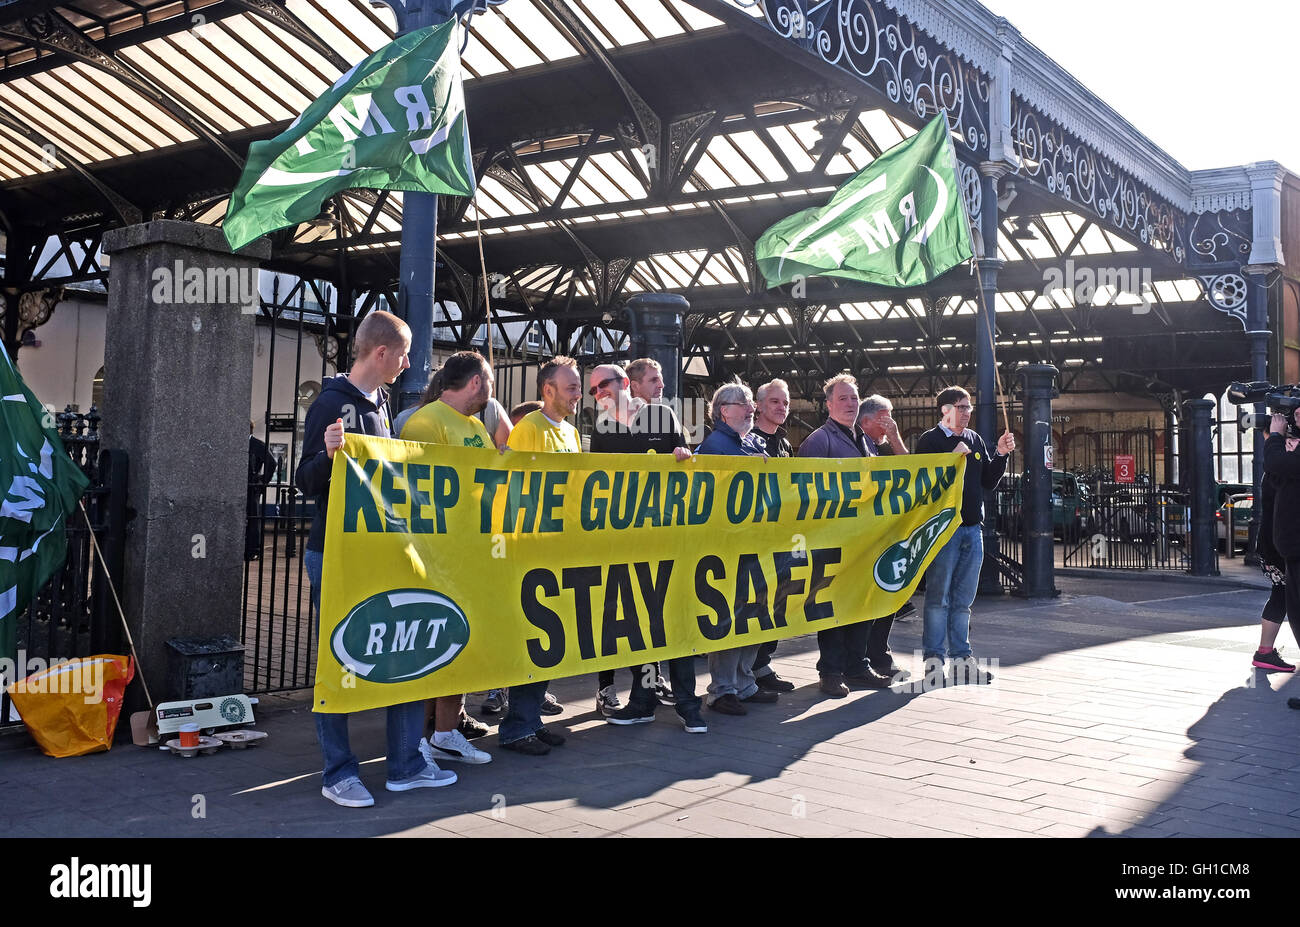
left=499, top=356, right=583, bottom=755
left=400, top=351, right=498, bottom=767
left=506, top=388, right=582, bottom=455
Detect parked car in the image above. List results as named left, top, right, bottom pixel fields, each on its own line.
left=994, top=471, right=1087, bottom=541
left=1216, top=492, right=1252, bottom=552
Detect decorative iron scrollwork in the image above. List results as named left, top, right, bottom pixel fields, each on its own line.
left=1187, top=209, right=1252, bottom=266
left=1010, top=96, right=1183, bottom=261
left=726, top=0, right=990, bottom=158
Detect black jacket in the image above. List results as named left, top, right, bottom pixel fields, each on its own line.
left=1263, top=433, right=1300, bottom=558
left=296, top=374, right=393, bottom=553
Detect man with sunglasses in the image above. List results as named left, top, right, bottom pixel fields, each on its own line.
left=915, top=386, right=1015, bottom=685
left=586, top=364, right=705, bottom=732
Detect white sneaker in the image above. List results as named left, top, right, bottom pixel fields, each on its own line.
left=596, top=685, right=622, bottom=717
left=386, top=760, right=458, bottom=791
left=322, top=776, right=374, bottom=808
left=427, top=730, right=492, bottom=765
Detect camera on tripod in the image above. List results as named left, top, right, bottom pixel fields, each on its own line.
left=1227, top=381, right=1300, bottom=437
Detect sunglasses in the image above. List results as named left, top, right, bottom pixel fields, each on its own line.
left=588, top=375, right=621, bottom=397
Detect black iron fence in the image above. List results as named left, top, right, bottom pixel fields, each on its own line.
left=1, top=407, right=127, bottom=729
left=1056, top=427, right=1207, bottom=572
left=241, top=280, right=353, bottom=694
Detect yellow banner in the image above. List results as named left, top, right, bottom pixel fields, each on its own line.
left=314, top=435, right=966, bottom=712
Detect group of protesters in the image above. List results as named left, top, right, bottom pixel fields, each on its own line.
left=297, top=309, right=1015, bottom=808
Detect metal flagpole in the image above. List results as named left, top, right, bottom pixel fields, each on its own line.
left=971, top=262, right=1012, bottom=437
left=475, top=198, right=494, bottom=370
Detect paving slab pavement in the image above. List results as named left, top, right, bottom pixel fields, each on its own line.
left=2, top=573, right=1295, bottom=839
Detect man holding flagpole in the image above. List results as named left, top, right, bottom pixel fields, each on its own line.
left=752, top=113, right=1015, bottom=684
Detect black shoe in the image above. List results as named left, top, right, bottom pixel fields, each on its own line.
left=457, top=713, right=491, bottom=740
left=653, top=679, right=677, bottom=707
left=755, top=673, right=796, bottom=693
left=534, top=726, right=566, bottom=747
left=871, top=662, right=912, bottom=682
left=539, top=692, right=564, bottom=715
left=845, top=669, right=892, bottom=689
left=708, top=693, right=746, bottom=715
left=892, top=602, right=917, bottom=621
left=501, top=735, right=549, bottom=756
left=678, top=708, right=708, bottom=733
left=481, top=689, right=506, bottom=714
left=607, top=704, right=655, bottom=726
left=819, top=675, right=849, bottom=698
left=742, top=689, right=779, bottom=704
left=1252, top=649, right=1296, bottom=672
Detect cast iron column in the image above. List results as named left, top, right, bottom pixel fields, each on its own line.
left=626, top=293, right=686, bottom=400
left=1187, top=398, right=1219, bottom=576
left=976, top=164, right=1005, bottom=594
left=1244, top=267, right=1272, bottom=562
left=1019, top=364, right=1059, bottom=597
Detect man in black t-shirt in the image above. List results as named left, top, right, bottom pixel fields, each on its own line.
left=586, top=364, right=707, bottom=734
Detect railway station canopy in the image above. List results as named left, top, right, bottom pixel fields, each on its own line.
left=1, top=0, right=1298, bottom=403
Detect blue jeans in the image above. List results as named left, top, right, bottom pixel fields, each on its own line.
left=306, top=548, right=426, bottom=786
left=500, top=680, right=549, bottom=744
left=922, top=524, right=983, bottom=660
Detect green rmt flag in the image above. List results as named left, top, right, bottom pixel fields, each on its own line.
left=756, top=114, right=973, bottom=288
left=0, top=345, right=90, bottom=668
left=223, top=20, right=475, bottom=252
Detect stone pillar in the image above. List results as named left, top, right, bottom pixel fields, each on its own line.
left=1186, top=398, right=1219, bottom=577
left=1019, top=364, right=1059, bottom=598
left=100, top=221, right=267, bottom=706
left=626, top=293, right=687, bottom=400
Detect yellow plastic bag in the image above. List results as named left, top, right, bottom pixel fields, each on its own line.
left=6, top=654, right=134, bottom=757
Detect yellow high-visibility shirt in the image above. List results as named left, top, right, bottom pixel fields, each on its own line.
left=507, top=410, right=580, bottom=453
left=400, top=399, right=493, bottom=449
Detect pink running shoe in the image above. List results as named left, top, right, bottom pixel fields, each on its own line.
left=1253, top=649, right=1296, bottom=672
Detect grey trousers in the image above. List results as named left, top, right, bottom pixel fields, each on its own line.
left=706, top=644, right=760, bottom=703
